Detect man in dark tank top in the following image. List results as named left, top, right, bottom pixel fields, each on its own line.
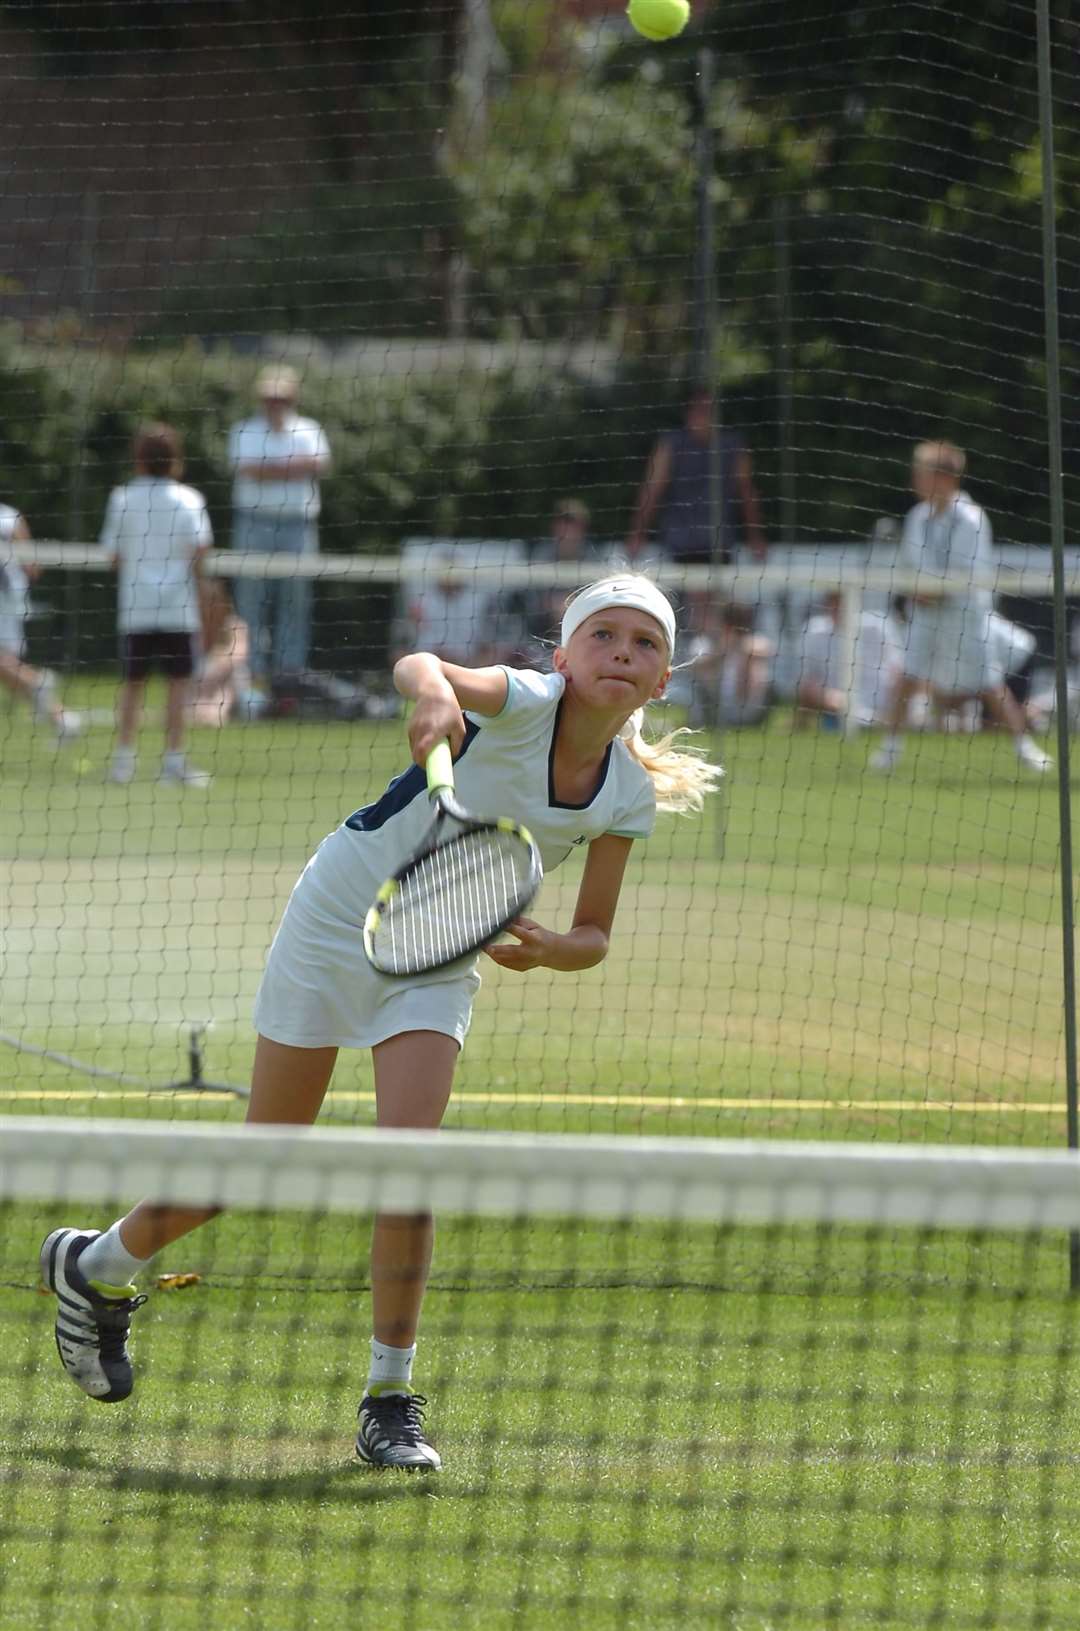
left=627, top=388, right=767, bottom=565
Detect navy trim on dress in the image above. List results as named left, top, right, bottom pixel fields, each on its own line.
left=345, top=717, right=481, bottom=832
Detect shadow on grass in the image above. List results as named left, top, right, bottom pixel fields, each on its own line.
left=16, top=1440, right=447, bottom=1504
left=927, top=777, right=1080, bottom=792
left=838, top=763, right=1080, bottom=791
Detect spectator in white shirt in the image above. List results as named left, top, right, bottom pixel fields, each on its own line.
left=228, top=365, right=330, bottom=698
left=690, top=601, right=773, bottom=728
left=102, top=422, right=212, bottom=788
left=0, top=504, right=81, bottom=739
left=872, top=441, right=1050, bottom=774
left=399, top=551, right=495, bottom=667
left=796, top=590, right=903, bottom=730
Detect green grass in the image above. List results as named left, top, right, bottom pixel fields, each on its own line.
left=4, top=1215, right=1080, bottom=1629
left=2, top=684, right=1079, bottom=1626
left=0, top=682, right=1071, bottom=1142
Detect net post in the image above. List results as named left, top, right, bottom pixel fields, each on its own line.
left=155, top=1025, right=249, bottom=1102
left=1036, top=0, right=1080, bottom=1289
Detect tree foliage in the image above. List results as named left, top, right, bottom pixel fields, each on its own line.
left=699, top=0, right=1080, bottom=542
left=6, top=0, right=1080, bottom=547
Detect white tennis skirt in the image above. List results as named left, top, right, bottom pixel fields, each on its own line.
left=900, top=600, right=1003, bottom=695
left=253, top=824, right=482, bottom=1052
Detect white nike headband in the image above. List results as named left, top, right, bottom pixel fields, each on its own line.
left=560, top=576, right=677, bottom=656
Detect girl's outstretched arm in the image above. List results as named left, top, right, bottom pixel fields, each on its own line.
left=484, top=835, right=633, bottom=974
left=393, top=654, right=509, bottom=760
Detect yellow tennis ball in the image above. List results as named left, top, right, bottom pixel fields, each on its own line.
left=627, top=0, right=690, bottom=40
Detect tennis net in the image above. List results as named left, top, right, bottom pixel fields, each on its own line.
left=4, top=1118, right=1080, bottom=1630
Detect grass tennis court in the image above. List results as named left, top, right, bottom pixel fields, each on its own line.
left=0, top=679, right=1069, bottom=1146
left=2, top=686, right=1078, bottom=1628
left=3, top=1205, right=1080, bottom=1630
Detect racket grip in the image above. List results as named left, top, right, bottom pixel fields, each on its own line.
left=425, top=740, right=455, bottom=796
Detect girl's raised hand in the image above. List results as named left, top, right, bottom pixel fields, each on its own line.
left=408, top=690, right=466, bottom=763
left=482, top=917, right=553, bottom=972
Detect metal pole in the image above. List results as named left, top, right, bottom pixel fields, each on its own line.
left=773, top=193, right=796, bottom=549
left=773, top=191, right=799, bottom=710
left=694, top=48, right=726, bottom=857
left=67, top=189, right=97, bottom=544
left=65, top=189, right=98, bottom=671
left=1035, top=0, right=1080, bottom=1288
left=694, top=47, right=720, bottom=549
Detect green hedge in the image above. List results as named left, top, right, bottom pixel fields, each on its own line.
left=5, top=336, right=745, bottom=671
left=0, top=337, right=702, bottom=550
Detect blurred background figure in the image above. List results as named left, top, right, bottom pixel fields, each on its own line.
left=0, top=503, right=81, bottom=740
left=103, top=422, right=212, bottom=788
left=399, top=547, right=496, bottom=667
left=872, top=440, right=1050, bottom=774
left=627, top=387, right=769, bottom=717
left=795, top=589, right=904, bottom=732
left=504, top=498, right=614, bottom=663
left=688, top=601, right=774, bottom=729
left=228, top=365, right=330, bottom=714
left=626, top=388, right=768, bottom=569
left=190, top=578, right=252, bottom=728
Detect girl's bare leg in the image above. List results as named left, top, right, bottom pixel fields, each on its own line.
left=0, top=648, right=39, bottom=703
left=117, top=1036, right=338, bottom=1259
left=115, top=678, right=145, bottom=749
left=369, top=1030, right=459, bottom=1348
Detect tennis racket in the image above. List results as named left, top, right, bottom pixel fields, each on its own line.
left=363, top=740, right=543, bottom=976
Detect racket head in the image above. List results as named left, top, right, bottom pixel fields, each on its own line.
left=363, top=815, right=543, bottom=976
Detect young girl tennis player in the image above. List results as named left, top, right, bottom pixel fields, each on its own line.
left=42, top=573, right=719, bottom=1470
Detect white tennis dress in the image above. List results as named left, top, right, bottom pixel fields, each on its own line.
left=898, top=493, right=1000, bottom=694
left=254, top=668, right=657, bottom=1050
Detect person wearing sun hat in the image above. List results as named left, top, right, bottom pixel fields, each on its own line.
left=227, top=364, right=331, bottom=708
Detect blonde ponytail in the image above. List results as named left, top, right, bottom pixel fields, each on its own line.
left=622, top=716, right=723, bottom=815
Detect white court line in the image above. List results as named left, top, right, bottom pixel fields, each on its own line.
left=0, top=1089, right=1062, bottom=1113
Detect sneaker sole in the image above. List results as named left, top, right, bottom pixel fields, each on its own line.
left=355, top=1439, right=441, bottom=1472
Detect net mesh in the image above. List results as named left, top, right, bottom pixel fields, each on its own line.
left=0, top=0, right=1077, bottom=1149
left=2, top=2, right=1080, bottom=1620
left=4, top=1120, right=1080, bottom=1629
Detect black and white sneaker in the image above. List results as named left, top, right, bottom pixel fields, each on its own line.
left=40, top=1228, right=147, bottom=1403
left=356, top=1392, right=442, bottom=1471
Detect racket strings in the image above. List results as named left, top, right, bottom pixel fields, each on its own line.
left=373, top=828, right=534, bottom=976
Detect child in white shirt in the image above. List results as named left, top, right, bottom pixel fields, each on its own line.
left=101, top=422, right=212, bottom=787
left=0, top=505, right=81, bottom=740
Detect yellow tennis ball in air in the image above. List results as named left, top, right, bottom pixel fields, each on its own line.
left=627, top=0, right=690, bottom=41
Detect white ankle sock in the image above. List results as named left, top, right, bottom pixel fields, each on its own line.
left=367, top=1339, right=416, bottom=1398
left=79, top=1222, right=151, bottom=1287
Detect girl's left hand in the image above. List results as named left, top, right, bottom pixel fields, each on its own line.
left=483, top=917, right=553, bottom=972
